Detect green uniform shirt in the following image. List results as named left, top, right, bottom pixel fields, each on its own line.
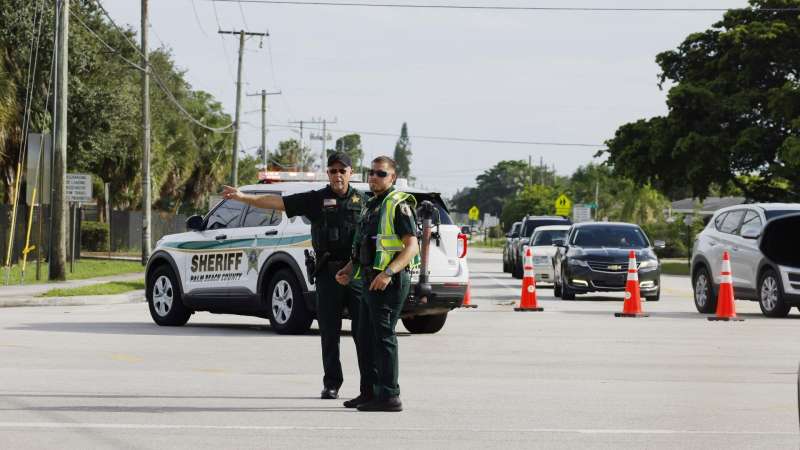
left=283, top=185, right=365, bottom=261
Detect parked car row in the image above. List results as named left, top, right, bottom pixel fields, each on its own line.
left=500, top=202, right=800, bottom=317
left=503, top=219, right=665, bottom=301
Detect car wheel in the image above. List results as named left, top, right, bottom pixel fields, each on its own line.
left=553, top=276, right=562, bottom=297
left=692, top=266, right=716, bottom=314
left=512, top=261, right=523, bottom=279
left=758, top=269, right=790, bottom=318
left=147, top=265, right=191, bottom=326
left=267, top=269, right=313, bottom=334
left=560, top=267, right=575, bottom=300
left=402, top=313, right=448, bottom=334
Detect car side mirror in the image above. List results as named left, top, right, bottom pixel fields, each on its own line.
left=552, top=238, right=566, bottom=247
left=186, top=214, right=204, bottom=231
left=741, top=229, right=760, bottom=240
left=653, top=240, right=666, bottom=249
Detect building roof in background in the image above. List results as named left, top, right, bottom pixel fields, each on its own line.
left=670, top=197, right=746, bottom=215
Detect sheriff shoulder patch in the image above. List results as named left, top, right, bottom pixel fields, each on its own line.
left=399, top=203, right=412, bottom=216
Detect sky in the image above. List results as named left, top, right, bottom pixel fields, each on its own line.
left=101, top=0, right=750, bottom=196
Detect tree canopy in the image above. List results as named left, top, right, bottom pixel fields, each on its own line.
left=0, top=1, right=233, bottom=214
left=603, top=0, right=800, bottom=201
left=393, top=122, right=412, bottom=178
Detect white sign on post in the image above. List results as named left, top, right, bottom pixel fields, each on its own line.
left=572, top=204, right=593, bottom=223
left=66, top=173, right=93, bottom=203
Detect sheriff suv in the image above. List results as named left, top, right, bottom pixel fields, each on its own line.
left=145, top=182, right=470, bottom=335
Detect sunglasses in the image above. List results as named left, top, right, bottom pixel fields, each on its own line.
left=327, top=168, right=349, bottom=175
left=368, top=169, right=390, bottom=178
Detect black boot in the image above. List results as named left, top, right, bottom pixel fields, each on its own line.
left=343, top=391, right=373, bottom=408
left=320, top=387, right=339, bottom=399
left=356, top=396, right=402, bottom=412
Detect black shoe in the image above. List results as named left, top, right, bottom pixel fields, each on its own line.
left=356, top=396, right=403, bottom=412
left=320, top=387, right=339, bottom=399
left=343, top=392, right=373, bottom=408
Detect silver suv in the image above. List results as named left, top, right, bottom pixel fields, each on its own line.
left=691, top=203, right=800, bottom=317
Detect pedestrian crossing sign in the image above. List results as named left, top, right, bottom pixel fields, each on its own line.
left=554, top=194, right=572, bottom=216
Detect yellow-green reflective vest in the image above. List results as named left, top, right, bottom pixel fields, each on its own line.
left=373, top=190, right=421, bottom=271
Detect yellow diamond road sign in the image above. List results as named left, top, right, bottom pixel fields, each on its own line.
left=468, top=206, right=480, bottom=221
left=554, top=194, right=572, bottom=216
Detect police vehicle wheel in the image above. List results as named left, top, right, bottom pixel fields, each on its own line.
left=267, top=269, right=313, bottom=334
left=402, top=313, right=448, bottom=334
left=758, top=269, right=791, bottom=318
left=560, top=267, right=575, bottom=300
left=147, top=265, right=191, bottom=326
left=692, top=266, right=716, bottom=314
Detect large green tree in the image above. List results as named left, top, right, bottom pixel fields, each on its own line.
left=603, top=0, right=800, bottom=201
left=0, top=1, right=233, bottom=215
left=331, top=133, right=364, bottom=172
left=393, top=122, right=412, bottom=178
left=271, top=139, right=316, bottom=171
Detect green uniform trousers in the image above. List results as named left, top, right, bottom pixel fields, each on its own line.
left=363, top=271, right=410, bottom=399
left=315, top=269, right=375, bottom=393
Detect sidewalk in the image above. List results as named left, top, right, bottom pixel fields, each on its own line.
left=0, top=273, right=145, bottom=307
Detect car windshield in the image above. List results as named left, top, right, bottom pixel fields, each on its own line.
left=765, top=209, right=800, bottom=220
left=571, top=226, right=649, bottom=248
left=531, top=229, right=568, bottom=246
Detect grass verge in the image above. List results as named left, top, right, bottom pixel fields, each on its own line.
left=661, top=261, right=690, bottom=276
left=40, top=280, right=145, bottom=297
left=3, top=259, right=143, bottom=285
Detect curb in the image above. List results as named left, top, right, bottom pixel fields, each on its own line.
left=0, top=290, right=145, bottom=308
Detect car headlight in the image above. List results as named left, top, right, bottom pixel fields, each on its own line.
left=639, top=259, right=658, bottom=269
left=568, top=259, right=590, bottom=268
left=533, top=255, right=551, bottom=265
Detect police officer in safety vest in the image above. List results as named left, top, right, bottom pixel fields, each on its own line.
left=336, top=156, right=419, bottom=412
left=222, top=152, right=374, bottom=401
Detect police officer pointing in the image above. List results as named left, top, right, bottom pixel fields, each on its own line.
left=336, top=156, right=419, bottom=412
left=222, top=152, right=374, bottom=401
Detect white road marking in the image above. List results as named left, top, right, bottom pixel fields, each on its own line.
left=0, top=422, right=792, bottom=435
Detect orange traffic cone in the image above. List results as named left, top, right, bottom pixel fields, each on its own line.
left=708, top=251, right=743, bottom=322
left=615, top=250, right=649, bottom=318
left=461, top=283, right=478, bottom=308
left=515, top=247, right=543, bottom=312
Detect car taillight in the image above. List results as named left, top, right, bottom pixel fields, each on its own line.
left=457, top=233, right=468, bottom=258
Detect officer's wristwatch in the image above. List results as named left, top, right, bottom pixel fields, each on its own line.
left=383, top=267, right=395, bottom=277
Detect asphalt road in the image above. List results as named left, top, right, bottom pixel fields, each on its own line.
left=1, top=248, right=798, bottom=449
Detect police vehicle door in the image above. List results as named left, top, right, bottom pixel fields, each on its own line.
left=229, top=194, right=285, bottom=295
left=184, top=199, right=249, bottom=295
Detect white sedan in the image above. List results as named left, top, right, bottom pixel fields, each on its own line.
left=524, top=225, right=571, bottom=285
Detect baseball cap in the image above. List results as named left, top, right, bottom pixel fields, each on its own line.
left=327, top=151, right=352, bottom=168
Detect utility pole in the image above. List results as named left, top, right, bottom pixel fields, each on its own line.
left=246, top=89, right=281, bottom=168
left=50, top=0, right=69, bottom=281
left=219, top=29, right=268, bottom=185
left=293, top=117, right=336, bottom=172
left=141, top=0, right=152, bottom=265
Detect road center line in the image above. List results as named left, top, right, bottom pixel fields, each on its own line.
left=0, top=422, right=792, bottom=435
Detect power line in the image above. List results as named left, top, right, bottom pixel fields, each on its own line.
left=189, top=0, right=210, bottom=36
left=80, top=2, right=235, bottom=132
left=267, top=122, right=604, bottom=147
left=210, top=1, right=800, bottom=13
